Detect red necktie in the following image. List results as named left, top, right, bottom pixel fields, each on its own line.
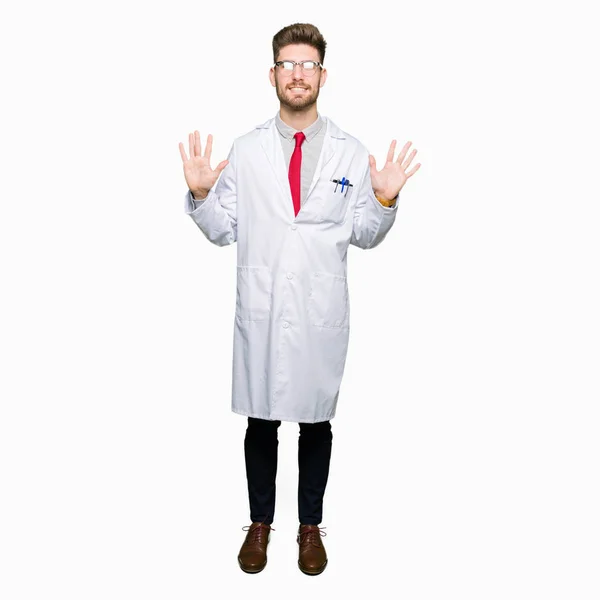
left=288, top=131, right=305, bottom=217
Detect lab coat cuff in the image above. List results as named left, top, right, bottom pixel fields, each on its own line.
left=183, top=188, right=215, bottom=215
left=370, top=189, right=399, bottom=215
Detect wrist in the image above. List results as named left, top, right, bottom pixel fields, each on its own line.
left=374, top=192, right=397, bottom=207
left=191, top=188, right=209, bottom=200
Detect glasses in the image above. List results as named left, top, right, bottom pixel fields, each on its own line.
left=274, top=60, right=322, bottom=75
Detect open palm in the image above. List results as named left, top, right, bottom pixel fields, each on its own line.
left=178, top=131, right=229, bottom=196
left=369, top=140, right=421, bottom=200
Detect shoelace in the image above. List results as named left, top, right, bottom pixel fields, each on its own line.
left=297, top=525, right=327, bottom=547
left=241, top=518, right=275, bottom=545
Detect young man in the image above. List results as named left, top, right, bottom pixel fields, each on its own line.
left=179, top=23, right=420, bottom=575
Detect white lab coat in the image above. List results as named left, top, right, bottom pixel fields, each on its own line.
left=184, top=114, right=398, bottom=423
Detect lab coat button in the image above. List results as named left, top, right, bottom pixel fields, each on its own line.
left=283, top=321, right=289, bottom=328
left=291, top=224, right=297, bottom=230
left=287, top=272, right=293, bottom=279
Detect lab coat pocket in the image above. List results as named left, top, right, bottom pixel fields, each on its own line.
left=308, top=271, right=349, bottom=328
left=236, top=266, right=272, bottom=321
left=319, top=177, right=354, bottom=224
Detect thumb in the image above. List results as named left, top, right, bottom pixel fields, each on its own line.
left=368, top=154, right=376, bottom=171
left=215, top=160, right=229, bottom=176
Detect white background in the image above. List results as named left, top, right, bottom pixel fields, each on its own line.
left=1, top=0, right=599, bottom=598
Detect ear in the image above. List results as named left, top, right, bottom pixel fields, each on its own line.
left=320, top=68, right=328, bottom=88
left=268, top=68, right=276, bottom=87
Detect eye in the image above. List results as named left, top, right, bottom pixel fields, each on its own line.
left=303, top=61, right=316, bottom=69
left=282, top=61, right=294, bottom=70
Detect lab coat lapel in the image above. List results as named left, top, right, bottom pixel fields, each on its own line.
left=258, top=115, right=344, bottom=218
left=306, top=117, right=341, bottom=201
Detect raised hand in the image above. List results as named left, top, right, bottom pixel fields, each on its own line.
left=369, top=140, right=421, bottom=201
left=179, top=131, right=229, bottom=199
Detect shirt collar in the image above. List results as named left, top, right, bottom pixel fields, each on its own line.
left=275, top=110, right=324, bottom=143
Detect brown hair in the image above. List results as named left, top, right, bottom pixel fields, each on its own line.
left=272, top=23, right=327, bottom=65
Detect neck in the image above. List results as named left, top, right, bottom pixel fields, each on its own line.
left=279, top=105, right=318, bottom=131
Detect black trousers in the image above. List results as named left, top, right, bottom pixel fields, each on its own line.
left=243, top=416, right=333, bottom=526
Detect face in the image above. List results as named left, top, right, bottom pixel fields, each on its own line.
left=269, top=44, right=327, bottom=112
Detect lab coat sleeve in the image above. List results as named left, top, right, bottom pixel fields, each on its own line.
left=183, top=141, right=237, bottom=246
left=350, top=163, right=399, bottom=249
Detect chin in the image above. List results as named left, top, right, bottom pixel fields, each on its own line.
left=281, top=93, right=318, bottom=111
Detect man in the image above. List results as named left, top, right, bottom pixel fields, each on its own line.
left=179, top=23, right=420, bottom=575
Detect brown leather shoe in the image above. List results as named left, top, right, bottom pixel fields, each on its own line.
left=238, top=521, right=274, bottom=574
left=297, top=524, right=328, bottom=575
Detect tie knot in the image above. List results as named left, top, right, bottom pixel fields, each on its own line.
left=294, top=131, right=306, bottom=147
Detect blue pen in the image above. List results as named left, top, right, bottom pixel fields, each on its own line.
left=340, top=177, right=346, bottom=193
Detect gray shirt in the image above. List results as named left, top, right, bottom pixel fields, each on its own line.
left=191, top=110, right=326, bottom=210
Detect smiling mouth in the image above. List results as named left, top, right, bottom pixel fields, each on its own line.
left=289, top=87, right=308, bottom=92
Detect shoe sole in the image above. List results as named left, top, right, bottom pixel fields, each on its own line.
left=298, top=559, right=327, bottom=575
left=238, top=557, right=267, bottom=574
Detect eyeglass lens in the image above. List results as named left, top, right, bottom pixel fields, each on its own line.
left=279, top=61, right=318, bottom=74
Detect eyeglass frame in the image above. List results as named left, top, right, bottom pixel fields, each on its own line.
left=273, top=60, right=323, bottom=74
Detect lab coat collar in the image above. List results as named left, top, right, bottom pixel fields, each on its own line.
left=256, top=114, right=346, bottom=214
